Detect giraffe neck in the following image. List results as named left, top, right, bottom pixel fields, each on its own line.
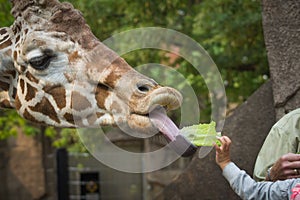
left=0, top=27, right=18, bottom=108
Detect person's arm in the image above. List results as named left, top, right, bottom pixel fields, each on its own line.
left=215, top=136, right=295, bottom=200
left=222, top=162, right=295, bottom=200
left=253, top=109, right=300, bottom=181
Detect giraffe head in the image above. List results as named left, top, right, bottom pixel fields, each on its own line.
left=0, top=0, right=182, bottom=136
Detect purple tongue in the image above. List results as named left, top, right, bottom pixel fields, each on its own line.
left=149, top=106, right=197, bottom=157
left=149, top=107, right=179, bottom=141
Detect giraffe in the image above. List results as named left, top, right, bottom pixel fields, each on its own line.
left=0, top=0, right=182, bottom=137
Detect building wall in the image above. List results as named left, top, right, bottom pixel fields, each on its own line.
left=0, top=131, right=56, bottom=200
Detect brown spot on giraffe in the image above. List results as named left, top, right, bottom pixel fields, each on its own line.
left=31, top=39, right=46, bottom=47
left=15, top=94, right=21, bottom=110
left=95, top=84, right=110, bottom=109
left=5, top=49, right=12, bottom=57
left=25, top=71, right=39, bottom=84
left=0, top=39, right=12, bottom=50
left=29, top=96, right=60, bottom=124
left=25, top=82, right=37, bottom=101
left=23, top=109, right=40, bottom=124
left=63, top=112, right=84, bottom=126
left=63, top=112, right=75, bottom=124
left=12, top=21, right=22, bottom=35
left=44, top=85, right=66, bottom=110
left=87, top=114, right=98, bottom=125
left=13, top=51, right=17, bottom=61
left=15, top=35, right=20, bottom=43
left=0, top=28, right=7, bottom=35
left=86, top=112, right=105, bottom=125
left=71, top=91, right=92, bottom=111
left=20, top=65, right=26, bottom=73
left=0, top=81, right=10, bottom=91
left=0, top=35, right=9, bottom=42
left=103, top=58, right=131, bottom=88
left=12, top=88, right=17, bottom=99
left=68, top=51, right=80, bottom=63
left=7, top=70, right=17, bottom=79
left=19, top=78, right=25, bottom=94
left=0, top=99, right=13, bottom=108
left=110, top=101, right=122, bottom=114
left=96, top=112, right=105, bottom=118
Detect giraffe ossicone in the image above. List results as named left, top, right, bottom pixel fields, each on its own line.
left=0, top=0, right=182, bottom=137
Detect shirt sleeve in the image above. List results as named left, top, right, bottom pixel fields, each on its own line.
left=223, top=162, right=298, bottom=200
left=253, top=109, right=300, bottom=181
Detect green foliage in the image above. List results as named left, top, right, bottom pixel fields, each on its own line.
left=45, top=127, right=87, bottom=152
left=0, top=110, right=39, bottom=139
left=192, top=0, right=268, bottom=103
left=0, top=0, right=13, bottom=26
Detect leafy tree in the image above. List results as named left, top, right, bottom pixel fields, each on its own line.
left=192, top=0, right=268, bottom=103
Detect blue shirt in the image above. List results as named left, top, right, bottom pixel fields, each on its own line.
left=223, top=162, right=300, bottom=200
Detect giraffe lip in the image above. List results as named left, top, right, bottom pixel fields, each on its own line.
left=130, top=105, right=167, bottom=118
left=129, top=112, right=149, bottom=119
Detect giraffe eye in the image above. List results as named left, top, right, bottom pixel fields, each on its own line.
left=29, top=54, right=52, bottom=70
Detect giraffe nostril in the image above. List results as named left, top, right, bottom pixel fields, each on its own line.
left=137, top=83, right=152, bottom=93
left=138, top=85, right=150, bottom=92
left=136, top=79, right=157, bottom=93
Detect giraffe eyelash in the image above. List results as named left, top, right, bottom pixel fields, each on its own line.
left=29, top=54, right=53, bottom=70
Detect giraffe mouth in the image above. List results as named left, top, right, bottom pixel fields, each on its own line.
left=148, top=106, right=197, bottom=157
left=128, top=110, right=197, bottom=157
left=127, top=86, right=182, bottom=131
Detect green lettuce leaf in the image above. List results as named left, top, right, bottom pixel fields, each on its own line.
left=180, top=121, right=221, bottom=147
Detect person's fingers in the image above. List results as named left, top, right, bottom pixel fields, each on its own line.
left=222, top=136, right=231, bottom=151
left=286, top=169, right=300, bottom=176
left=216, top=136, right=231, bottom=153
left=214, top=143, right=221, bottom=153
left=217, top=137, right=225, bottom=148
left=218, top=136, right=229, bottom=151
left=287, top=161, right=300, bottom=169
left=282, top=153, right=300, bottom=162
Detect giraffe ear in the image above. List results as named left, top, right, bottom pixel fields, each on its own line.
left=0, top=27, right=14, bottom=71
left=0, top=28, right=16, bottom=109
left=0, top=55, right=16, bottom=109
left=0, top=61, right=16, bottom=109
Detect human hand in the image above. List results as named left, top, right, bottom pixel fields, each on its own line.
left=215, top=136, right=232, bottom=170
left=267, top=153, right=300, bottom=181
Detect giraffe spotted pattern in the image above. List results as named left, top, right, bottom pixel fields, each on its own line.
left=0, top=0, right=182, bottom=137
